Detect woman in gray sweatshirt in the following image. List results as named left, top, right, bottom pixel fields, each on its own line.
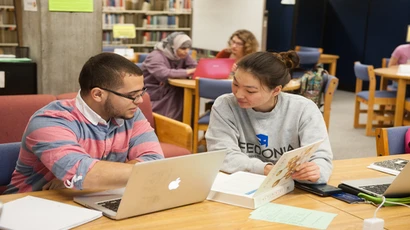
left=205, top=51, right=333, bottom=184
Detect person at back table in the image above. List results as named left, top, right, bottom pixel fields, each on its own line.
left=216, top=29, right=259, bottom=62
left=3, top=53, right=164, bottom=194
left=142, top=32, right=197, bottom=121
left=206, top=51, right=333, bottom=183
left=389, top=44, right=410, bottom=67
left=388, top=44, right=410, bottom=90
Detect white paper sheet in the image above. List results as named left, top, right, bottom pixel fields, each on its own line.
left=0, top=196, right=102, bottom=230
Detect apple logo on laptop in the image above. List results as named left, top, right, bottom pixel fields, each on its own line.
left=168, top=177, right=181, bottom=190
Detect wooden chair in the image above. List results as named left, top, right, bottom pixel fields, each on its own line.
left=375, top=126, right=409, bottom=156
left=323, top=75, right=339, bottom=131
left=0, top=142, right=20, bottom=194
left=193, top=78, right=232, bottom=153
left=353, top=61, right=397, bottom=136
left=295, top=45, right=323, bottom=54
left=403, top=99, right=410, bottom=126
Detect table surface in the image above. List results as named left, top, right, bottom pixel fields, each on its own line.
left=373, top=66, right=410, bottom=79
left=1, top=155, right=409, bottom=229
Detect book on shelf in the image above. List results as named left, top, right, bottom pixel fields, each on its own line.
left=207, top=139, right=324, bottom=209
left=367, top=158, right=409, bottom=176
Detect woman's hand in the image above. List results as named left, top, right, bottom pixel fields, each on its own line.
left=264, top=164, right=273, bottom=175
left=291, top=162, right=320, bottom=182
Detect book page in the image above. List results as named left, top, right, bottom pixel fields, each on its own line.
left=211, top=172, right=266, bottom=197
left=254, top=139, right=324, bottom=196
left=0, top=196, right=102, bottom=230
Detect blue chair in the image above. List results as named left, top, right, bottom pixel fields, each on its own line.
left=137, top=53, right=148, bottom=63
left=292, top=51, right=321, bottom=79
left=295, top=45, right=323, bottom=54
left=376, top=126, right=409, bottom=156
left=0, top=142, right=20, bottom=194
left=353, top=62, right=397, bottom=136
left=193, top=78, right=232, bottom=152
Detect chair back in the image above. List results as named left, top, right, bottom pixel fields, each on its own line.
left=138, top=93, right=155, bottom=129
left=56, top=92, right=77, bottom=100
left=354, top=62, right=372, bottom=81
left=295, top=46, right=323, bottom=54
left=376, top=126, right=409, bottom=156
left=323, top=75, right=339, bottom=131
left=193, top=78, right=232, bottom=152
left=137, top=53, right=148, bottom=63
left=198, top=78, right=232, bottom=100
left=0, top=142, right=20, bottom=193
left=382, top=58, right=390, bottom=68
left=296, top=51, right=321, bottom=66
left=0, top=94, right=56, bottom=143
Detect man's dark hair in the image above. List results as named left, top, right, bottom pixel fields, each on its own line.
left=79, top=53, right=143, bottom=95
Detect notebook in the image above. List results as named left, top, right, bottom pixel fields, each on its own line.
left=341, top=160, right=410, bottom=198
left=193, top=58, right=235, bottom=79
left=367, top=158, right=409, bottom=176
left=74, top=150, right=226, bottom=220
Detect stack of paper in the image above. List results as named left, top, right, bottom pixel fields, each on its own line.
left=0, top=196, right=102, bottom=230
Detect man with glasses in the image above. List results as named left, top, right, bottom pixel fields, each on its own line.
left=4, top=53, right=164, bottom=194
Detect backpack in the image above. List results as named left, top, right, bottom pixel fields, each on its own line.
left=298, top=64, right=329, bottom=109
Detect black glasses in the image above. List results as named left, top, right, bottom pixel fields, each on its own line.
left=96, top=86, right=147, bottom=103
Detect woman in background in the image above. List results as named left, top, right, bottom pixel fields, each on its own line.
left=142, top=32, right=197, bottom=121
left=389, top=44, right=410, bottom=67
left=216, top=29, right=259, bottom=62
left=206, top=51, right=333, bottom=183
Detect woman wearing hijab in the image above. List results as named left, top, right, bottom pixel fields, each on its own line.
left=142, top=32, right=197, bottom=121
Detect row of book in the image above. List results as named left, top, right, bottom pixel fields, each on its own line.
left=103, top=31, right=173, bottom=46
left=103, top=0, right=191, bottom=12
left=146, top=15, right=179, bottom=28
left=103, top=14, right=190, bottom=29
left=0, top=0, right=13, bottom=6
left=0, top=9, right=15, bottom=25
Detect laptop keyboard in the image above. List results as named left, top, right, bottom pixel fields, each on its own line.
left=359, top=184, right=390, bottom=195
left=97, top=199, right=122, bottom=212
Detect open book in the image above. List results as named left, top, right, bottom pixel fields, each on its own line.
left=207, top=139, right=324, bottom=209
left=367, top=158, right=409, bottom=176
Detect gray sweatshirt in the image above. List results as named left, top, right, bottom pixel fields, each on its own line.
left=205, top=92, right=333, bottom=184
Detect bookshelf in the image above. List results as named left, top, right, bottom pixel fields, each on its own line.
left=0, top=0, right=18, bottom=55
left=102, top=0, right=192, bottom=52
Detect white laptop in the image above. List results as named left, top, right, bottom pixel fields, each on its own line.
left=74, top=150, right=226, bottom=220
left=340, top=161, right=410, bottom=198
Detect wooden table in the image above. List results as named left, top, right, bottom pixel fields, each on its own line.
left=309, top=154, right=410, bottom=230
left=0, top=185, right=363, bottom=229
left=168, top=78, right=301, bottom=125
left=319, top=54, right=340, bottom=76
left=374, top=66, right=410, bottom=126
left=4, top=155, right=410, bottom=229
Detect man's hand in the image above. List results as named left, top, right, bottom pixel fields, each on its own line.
left=42, top=178, right=65, bottom=190
left=291, top=162, right=320, bottom=182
